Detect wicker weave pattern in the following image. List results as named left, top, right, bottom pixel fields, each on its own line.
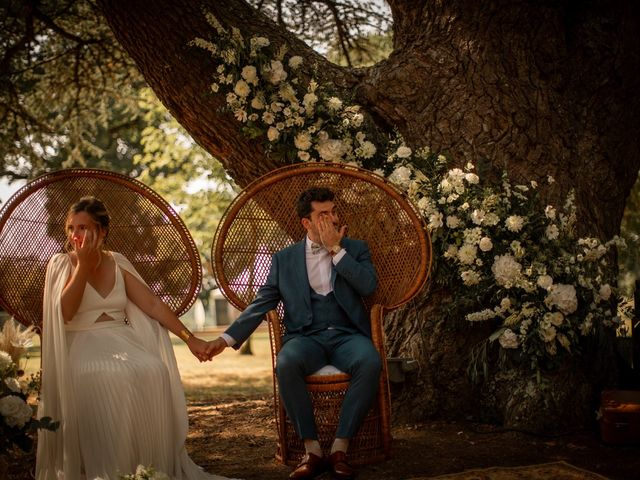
left=213, top=163, right=431, bottom=467
left=0, top=169, right=201, bottom=329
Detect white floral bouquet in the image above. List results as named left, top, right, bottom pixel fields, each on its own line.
left=192, top=13, right=629, bottom=373
left=0, top=320, right=58, bottom=456
left=117, top=464, right=169, bottom=480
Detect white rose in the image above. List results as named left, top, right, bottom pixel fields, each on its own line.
left=267, top=127, right=280, bottom=142
left=396, top=146, right=412, bottom=158
left=537, top=275, right=553, bottom=290
left=298, top=151, right=310, bottom=161
left=0, top=350, right=12, bottom=370
left=0, top=395, right=33, bottom=428
left=464, top=173, right=479, bottom=184
left=294, top=132, right=312, bottom=151
left=263, top=60, right=287, bottom=84
left=316, top=138, right=346, bottom=162
left=241, top=65, right=258, bottom=84
left=428, top=212, right=444, bottom=230
left=471, top=209, right=485, bottom=225
left=388, top=166, right=412, bottom=189
left=544, top=283, right=578, bottom=315
left=479, top=237, right=493, bottom=252
left=499, top=329, right=519, bottom=349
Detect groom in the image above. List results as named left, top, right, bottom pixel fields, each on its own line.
left=209, top=187, right=381, bottom=480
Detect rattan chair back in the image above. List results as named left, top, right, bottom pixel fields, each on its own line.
left=213, top=162, right=431, bottom=316
left=0, top=169, right=201, bottom=330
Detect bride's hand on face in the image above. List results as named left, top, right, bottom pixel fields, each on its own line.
left=75, top=229, right=102, bottom=270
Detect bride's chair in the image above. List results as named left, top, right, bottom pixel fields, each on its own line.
left=0, top=169, right=201, bottom=329
left=212, top=162, right=432, bottom=466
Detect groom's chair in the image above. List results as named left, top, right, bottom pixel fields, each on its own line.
left=212, top=162, right=432, bottom=466
left=0, top=169, right=201, bottom=330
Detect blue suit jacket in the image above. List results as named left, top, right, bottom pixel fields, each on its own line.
left=225, top=237, right=377, bottom=348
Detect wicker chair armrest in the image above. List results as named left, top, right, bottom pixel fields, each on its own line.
left=267, top=310, right=283, bottom=353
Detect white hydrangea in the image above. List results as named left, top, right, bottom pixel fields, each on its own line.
left=499, top=329, right=519, bottom=349
left=544, top=283, right=578, bottom=315
left=505, top=215, right=525, bottom=232
left=463, top=227, right=482, bottom=245
left=396, top=146, right=412, bottom=158
left=0, top=395, right=33, bottom=428
left=491, top=254, right=522, bottom=288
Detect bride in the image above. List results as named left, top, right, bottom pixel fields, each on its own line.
left=36, top=196, right=234, bottom=480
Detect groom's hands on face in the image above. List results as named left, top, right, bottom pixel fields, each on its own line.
left=206, top=337, right=228, bottom=359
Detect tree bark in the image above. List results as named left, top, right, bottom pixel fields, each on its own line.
left=98, top=0, right=640, bottom=432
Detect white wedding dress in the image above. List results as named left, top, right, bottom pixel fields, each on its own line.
left=36, top=252, right=235, bottom=480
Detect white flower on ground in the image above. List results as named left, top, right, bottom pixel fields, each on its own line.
left=396, top=146, right=412, bottom=158
left=479, top=237, right=493, bottom=252
left=537, top=275, right=553, bottom=290
left=461, top=270, right=481, bottom=286
left=499, top=329, right=519, bottom=349
left=294, top=132, right=312, bottom=151
left=544, top=283, right=578, bottom=315
left=546, top=224, right=559, bottom=240
left=505, top=215, right=525, bottom=232
left=0, top=395, right=33, bottom=428
left=457, top=244, right=478, bottom=265
left=491, top=254, right=522, bottom=288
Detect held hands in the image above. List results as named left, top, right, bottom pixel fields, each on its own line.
left=186, top=336, right=228, bottom=362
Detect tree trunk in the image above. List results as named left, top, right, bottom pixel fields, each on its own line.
left=98, top=0, right=640, bottom=432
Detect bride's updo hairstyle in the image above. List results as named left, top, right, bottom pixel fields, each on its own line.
left=65, top=196, right=110, bottom=251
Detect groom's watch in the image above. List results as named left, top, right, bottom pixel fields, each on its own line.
left=329, top=244, right=342, bottom=256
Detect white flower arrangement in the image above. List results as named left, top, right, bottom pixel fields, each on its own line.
left=117, top=464, right=169, bottom=480
left=1, top=320, right=58, bottom=455
left=192, top=14, right=627, bottom=371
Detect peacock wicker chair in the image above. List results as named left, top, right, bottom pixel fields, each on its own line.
left=0, top=169, right=201, bottom=332
left=212, top=162, right=432, bottom=466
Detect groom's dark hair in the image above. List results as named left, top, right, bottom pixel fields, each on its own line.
left=296, top=187, right=335, bottom=219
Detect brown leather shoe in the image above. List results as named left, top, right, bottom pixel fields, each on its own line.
left=289, top=452, right=327, bottom=479
left=328, top=451, right=356, bottom=480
